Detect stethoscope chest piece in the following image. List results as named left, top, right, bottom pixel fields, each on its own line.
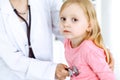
left=66, top=66, right=79, bottom=77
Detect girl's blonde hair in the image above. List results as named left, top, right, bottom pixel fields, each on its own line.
left=60, top=0, right=110, bottom=63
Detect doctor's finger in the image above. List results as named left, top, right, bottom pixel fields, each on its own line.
left=61, top=69, right=69, bottom=77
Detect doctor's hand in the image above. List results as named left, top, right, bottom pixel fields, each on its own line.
left=107, top=49, right=114, bottom=71
left=55, top=63, right=69, bottom=80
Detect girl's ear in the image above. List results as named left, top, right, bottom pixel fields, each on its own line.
left=86, top=24, right=92, bottom=32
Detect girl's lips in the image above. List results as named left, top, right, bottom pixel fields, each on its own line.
left=63, top=30, right=70, bottom=32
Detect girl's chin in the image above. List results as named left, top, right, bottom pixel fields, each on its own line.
left=64, top=36, right=72, bottom=39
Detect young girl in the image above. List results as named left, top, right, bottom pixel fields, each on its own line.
left=59, top=0, right=115, bottom=80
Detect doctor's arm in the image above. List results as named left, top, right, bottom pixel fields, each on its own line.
left=0, top=14, right=68, bottom=80
left=107, top=49, right=114, bottom=71
left=0, top=29, right=68, bottom=80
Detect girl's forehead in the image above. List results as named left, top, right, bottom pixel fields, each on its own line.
left=62, top=4, right=82, bottom=12
left=61, top=3, right=85, bottom=16
left=65, top=3, right=81, bottom=9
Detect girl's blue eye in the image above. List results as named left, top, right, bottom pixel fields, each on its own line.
left=60, top=17, right=66, bottom=21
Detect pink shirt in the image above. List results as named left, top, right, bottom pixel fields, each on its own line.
left=64, top=39, right=115, bottom=80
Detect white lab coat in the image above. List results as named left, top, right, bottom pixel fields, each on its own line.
left=0, top=0, right=63, bottom=80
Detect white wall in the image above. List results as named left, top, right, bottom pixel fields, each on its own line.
left=101, top=0, right=120, bottom=79
left=110, top=0, right=120, bottom=79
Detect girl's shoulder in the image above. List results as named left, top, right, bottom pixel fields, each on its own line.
left=81, top=40, right=101, bottom=50
left=81, top=40, right=104, bottom=55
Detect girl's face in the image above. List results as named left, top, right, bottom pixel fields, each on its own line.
left=60, top=3, right=89, bottom=40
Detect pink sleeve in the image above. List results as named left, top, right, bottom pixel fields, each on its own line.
left=86, top=48, right=115, bottom=80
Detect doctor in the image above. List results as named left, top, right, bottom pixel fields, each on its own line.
left=0, top=0, right=68, bottom=80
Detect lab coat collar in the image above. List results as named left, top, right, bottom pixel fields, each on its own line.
left=0, top=0, right=31, bottom=14
left=0, top=0, right=13, bottom=14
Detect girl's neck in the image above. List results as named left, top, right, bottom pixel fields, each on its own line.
left=70, top=38, right=84, bottom=48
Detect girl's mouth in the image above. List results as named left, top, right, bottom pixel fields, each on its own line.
left=63, top=30, right=70, bottom=33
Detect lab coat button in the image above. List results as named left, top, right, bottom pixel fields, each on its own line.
left=25, top=44, right=28, bottom=46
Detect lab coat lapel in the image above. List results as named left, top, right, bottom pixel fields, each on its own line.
left=6, top=15, right=27, bottom=54
left=1, top=0, right=28, bottom=55
left=28, top=0, right=47, bottom=58
left=7, top=14, right=28, bottom=55
left=28, top=0, right=39, bottom=57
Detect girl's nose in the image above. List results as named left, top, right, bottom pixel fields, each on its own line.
left=63, top=21, right=70, bottom=28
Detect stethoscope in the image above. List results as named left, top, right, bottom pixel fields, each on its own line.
left=14, top=5, right=35, bottom=58
left=66, top=66, right=80, bottom=77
